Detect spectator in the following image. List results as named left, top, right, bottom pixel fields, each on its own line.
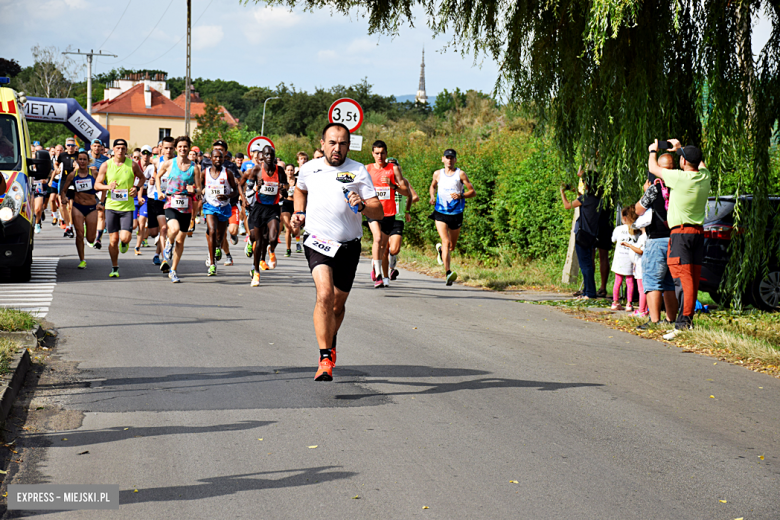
left=648, top=139, right=711, bottom=340
left=635, top=154, right=679, bottom=329
left=560, top=170, right=603, bottom=300
left=610, top=206, right=640, bottom=310
left=623, top=220, right=649, bottom=317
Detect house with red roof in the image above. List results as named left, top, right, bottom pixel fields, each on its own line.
left=91, top=73, right=237, bottom=148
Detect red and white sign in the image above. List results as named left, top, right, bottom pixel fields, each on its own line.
left=247, top=136, right=275, bottom=157
left=328, top=98, right=363, bottom=132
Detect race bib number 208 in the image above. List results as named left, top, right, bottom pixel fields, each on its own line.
left=304, top=234, right=341, bottom=258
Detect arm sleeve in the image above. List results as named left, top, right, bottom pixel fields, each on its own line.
left=356, top=166, right=377, bottom=200
left=639, top=185, right=657, bottom=209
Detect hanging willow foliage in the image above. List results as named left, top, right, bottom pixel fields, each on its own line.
left=257, top=0, right=779, bottom=302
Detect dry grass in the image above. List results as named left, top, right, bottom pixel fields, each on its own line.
left=0, top=337, right=20, bottom=375
left=0, top=309, right=37, bottom=332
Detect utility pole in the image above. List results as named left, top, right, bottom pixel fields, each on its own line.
left=184, top=0, right=192, bottom=136
left=261, top=97, right=280, bottom=136
left=62, top=49, right=117, bottom=115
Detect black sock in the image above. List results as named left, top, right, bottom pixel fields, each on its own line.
left=319, top=349, right=332, bottom=361
left=332, top=334, right=337, bottom=350
left=446, top=270, right=451, bottom=275
left=111, top=266, right=118, bottom=272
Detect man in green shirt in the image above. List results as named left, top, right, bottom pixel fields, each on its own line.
left=648, top=139, right=711, bottom=339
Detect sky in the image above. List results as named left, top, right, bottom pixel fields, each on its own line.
left=1, top=0, right=774, bottom=100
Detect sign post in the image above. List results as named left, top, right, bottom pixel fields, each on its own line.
left=246, top=136, right=276, bottom=157
left=328, top=98, right=364, bottom=151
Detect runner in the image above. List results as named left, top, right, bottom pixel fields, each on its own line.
left=210, top=140, right=241, bottom=266
left=239, top=149, right=259, bottom=237
left=47, top=144, right=62, bottom=226
left=59, top=150, right=100, bottom=269
left=429, top=149, right=476, bottom=286
left=291, top=123, right=382, bottom=381
left=385, top=157, right=419, bottom=280
left=240, top=145, right=287, bottom=286
left=202, top=148, right=238, bottom=275
left=366, top=140, right=409, bottom=288
left=89, top=140, right=109, bottom=249
left=295, top=151, right=308, bottom=174
left=156, top=135, right=202, bottom=283
left=280, top=163, right=301, bottom=256
left=32, top=176, right=47, bottom=234
left=312, top=148, right=324, bottom=160
left=134, top=145, right=155, bottom=255
left=150, top=136, right=175, bottom=271
left=94, top=139, right=147, bottom=278
left=56, top=137, right=79, bottom=237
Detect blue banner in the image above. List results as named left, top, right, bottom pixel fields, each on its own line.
left=24, top=97, right=110, bottom=146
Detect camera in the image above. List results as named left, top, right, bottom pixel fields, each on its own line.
left=657, top=140, right=672, bottom=150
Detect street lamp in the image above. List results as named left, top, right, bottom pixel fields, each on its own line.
left=261, top=96, right=280, bottom=136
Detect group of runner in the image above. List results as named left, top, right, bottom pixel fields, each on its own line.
left=33, top=123, right=475, bottom=380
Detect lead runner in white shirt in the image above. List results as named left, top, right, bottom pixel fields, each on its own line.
left=292, top=123, right=383, bottom=381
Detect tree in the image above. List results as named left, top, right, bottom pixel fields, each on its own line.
left=15, top=45, right=83, bottom=99
left=193, top=98, right=230, bottom=150
left=260, top=0, right=779, bottom=303
left=0, top=58, right=22, bottom=78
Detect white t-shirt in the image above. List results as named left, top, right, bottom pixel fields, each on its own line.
left=631, top=233, right=647, bottom=280
left=297, top=157, right=376, bottom=243
left=142, top=163, right=155, bottom=190
left=611, top=224, right=639, bottom=276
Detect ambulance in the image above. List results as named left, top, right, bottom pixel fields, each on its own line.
left=0, top=77, right=52, bottom=281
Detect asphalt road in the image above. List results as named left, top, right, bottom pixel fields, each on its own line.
left=3, top=224, right=779, bottom=519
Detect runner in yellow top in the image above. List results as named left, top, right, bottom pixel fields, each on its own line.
left=94, top=139, right=147, bottom=278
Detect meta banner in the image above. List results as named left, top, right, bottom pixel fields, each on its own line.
left=25, top=97, right=110, bottom=146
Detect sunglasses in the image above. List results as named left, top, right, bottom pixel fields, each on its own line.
left=66, top=143, right=77, bottom=147
left=141, top=151, right=152, bottom=155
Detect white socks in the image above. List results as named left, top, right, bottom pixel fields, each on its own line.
left=372, top=259, right=382, bottom=276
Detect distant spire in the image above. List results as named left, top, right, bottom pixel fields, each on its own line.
left=415, top=48, right=428, bottom=104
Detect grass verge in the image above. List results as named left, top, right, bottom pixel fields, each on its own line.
left=0, top=309, right=37, bottom=332
left=526, top=299, right=780, bottom=378
left=0, top=337, right=20, bottom=375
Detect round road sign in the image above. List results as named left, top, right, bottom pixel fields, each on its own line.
left=247, top=136, right=275, bottom=157
left=328, top=98, right=364, bottom=132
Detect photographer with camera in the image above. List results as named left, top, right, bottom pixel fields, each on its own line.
left=560, top=169, right=603, bottom=300
left=647, top=139, right=710, bottom=340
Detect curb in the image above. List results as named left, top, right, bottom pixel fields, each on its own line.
left=0, top=325, right=44, bottom=349
left=0, top=328, right=38, bottom=424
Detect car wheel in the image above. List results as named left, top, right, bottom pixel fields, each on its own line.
left=751, top=267, right=780, bottom=312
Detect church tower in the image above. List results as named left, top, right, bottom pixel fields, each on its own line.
left=415, top=48, right=428, bottom=105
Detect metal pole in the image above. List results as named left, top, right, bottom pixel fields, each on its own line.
left=62, top=49, right=117, bottom=115
left=184, top=0, right=191, bottom=136
left=261, top=96, right=280, bottom=136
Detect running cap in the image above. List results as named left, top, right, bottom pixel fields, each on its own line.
left=33, top=141, right=40, bottom=146
left=676, top=145, right=702, bottom=166
left=141, top=145, right=153, bottom=154
left=91, top=138, right=103, bottom=145
left=212, top=139, right=228, bottom=150
left=443, top=148, right=457, bottom=158
left=113, top=138, right=128, bottom=148
left=191, top=146, right=201, bottom=153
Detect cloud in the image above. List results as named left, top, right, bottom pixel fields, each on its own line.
left=347, top=38, right=376, bottom=55
left=252, top=7, right=300, bottom=27
left=192, top=25, right=224, bottom=51
left=317, top=50, right=338, bottom=61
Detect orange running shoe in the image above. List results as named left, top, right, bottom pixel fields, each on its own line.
left=314, top=356, right=335, bottom=381
left=259, top=260, right=270, bottom=271
left=268, top=249, right=277, bottom=269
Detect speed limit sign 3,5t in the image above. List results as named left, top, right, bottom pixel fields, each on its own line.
left=328, top=98, right=364, bottom=132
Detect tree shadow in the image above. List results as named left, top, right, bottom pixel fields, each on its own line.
left=118, top=466, right=357, bottom=505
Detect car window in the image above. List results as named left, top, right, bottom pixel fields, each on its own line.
left=705, top=199, right=736, bottom=224
left=0, top=115, right=21, bottom=171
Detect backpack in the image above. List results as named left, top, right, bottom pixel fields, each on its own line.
left=654, top=179, right=669, bottom=211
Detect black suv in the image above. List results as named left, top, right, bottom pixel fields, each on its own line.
left=700, top=195, right=780, bottom=311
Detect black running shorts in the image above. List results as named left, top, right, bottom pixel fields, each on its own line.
left=430, top=211, right=463, bottom=230
left=105, top=209, right=133, bottom=233
left=251, top=203, right=281, bottom=229
left=165, top=208, right=192, bottom=231
left=304, top=235, right=361, bottom=293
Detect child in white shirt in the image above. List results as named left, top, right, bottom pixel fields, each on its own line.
left=610, top=206, right=640, bottom=311
left=623, top=226, right=648, bottom=317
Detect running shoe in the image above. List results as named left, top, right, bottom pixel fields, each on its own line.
left=383, top=277, right=390, bottom=288
left=268, top=249, right=277, bottom=269
left=60, top=221, right=67, bottom=230
left=51, top=216, right=57, bottom=226
left=244, top=241, right=253, bottom=258
left=230, top=234, right=238, bottom=245
left=296, top=243, right=303, bottom=253
left=371, top=270, right=378, bottom=282
left=170, top=270, right=181, bottom=283
left=64, top=228, right=74, bottom=238
left=205, top=256, right=212, bottom=267
left=251, top=272, right=260, bottom=287
left=208, top=264, right=216, bottom=276
left=314, top=357, right=335, bottom=382
left=94, top=239, right=102, bottom=250
left=142, top=239, right=149, bottom=247
left=164, top=242, right=174, bottom=262
left=285, top=249, right=291, bottom=257
left=87, top=242, right=94, bottom=248
left=374, top=276, right=384, bottom=288
left=135, top=247, right=142, bottom=256
left=119, top=241, right=129, bottom=254
left=77, top=260, right=87, bottom=269
left=34, top=224, right=42, bottom=234
left=249, top=268, right=256, bottom=279
left=239, top=222, right=246, bottom=235
left=390, top=268, right=399, bottom=281
left=662, top=328, right=684, bottom=341
left=152, top=254, right=161, bottom=266
left=446, top=270, right=458, bottom=286
left=160, top=260, right=170, bottom=274
left=215, top=248, right=222, bottom=261
left=109, top=268, right=119, bottom=278
left=224, top=254, right=234, bottom=266
left=259, top=260, right=270, bottom=271
left=436, top=243, right=443, bottom=265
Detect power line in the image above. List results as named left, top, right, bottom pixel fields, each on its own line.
left=96, top=0, right=132, bottom=51
left=107, top=0, right=176, bottom=63
left=99, top=0, right=214, bottom=68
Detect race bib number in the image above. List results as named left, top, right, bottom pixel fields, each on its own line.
left=112, top=189, right=129, bottom=201
left=209, top=185, right=227, bottom=196
left=260, top=182, right=278, bottom=196
left=376, top=187, right=391, bottom=200
left=74, top=178, right=92, bottom=192
left=171, top=195, right=189, bottom=209
left=35, top=182, right=44, bottom=194
left=159, top=178, right=168, bottom=192
left=288, top=185, right=295, bottom=197
left=304, top=234, right=341, bottom=258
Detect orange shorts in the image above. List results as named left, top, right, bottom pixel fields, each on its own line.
left=229, top=205, right=240, bottom=225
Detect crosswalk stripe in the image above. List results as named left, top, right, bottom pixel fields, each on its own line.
left=0, top=257, right=58, bottom=317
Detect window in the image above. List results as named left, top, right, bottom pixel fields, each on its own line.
left=0, top=115, right=21, bottom=170
left=158, top=128, right=171, bottom=142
